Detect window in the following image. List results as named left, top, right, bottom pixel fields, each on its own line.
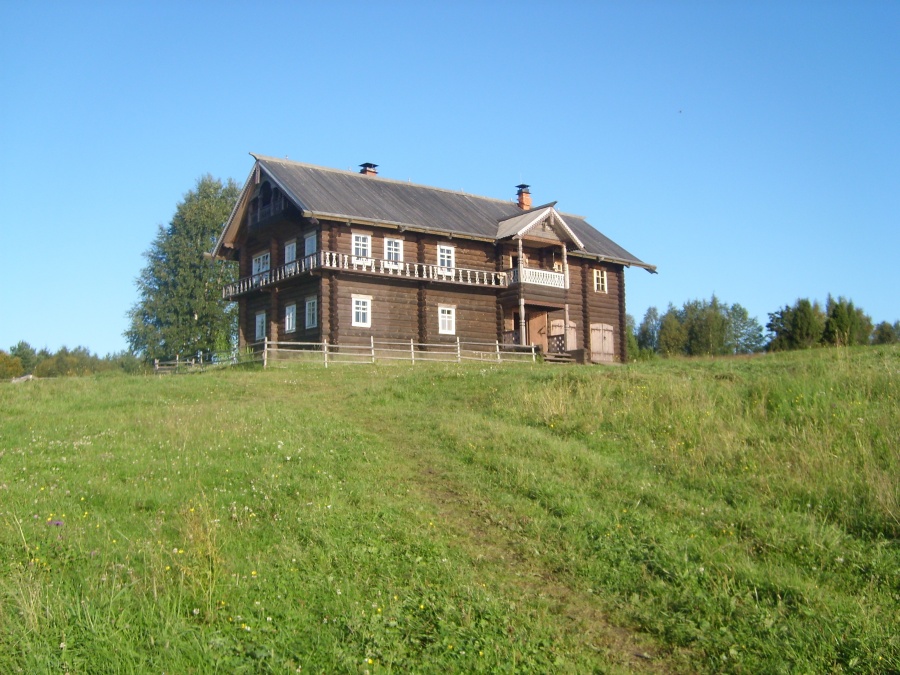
left=285, top=304, right=296, bottom=333
left=439, top=305, right=456, bottom=335
left=304, top=232, right=317, bottom=257
left=305, top=296, right=318, bottom=329
left=352, top=295, right=371, bottom=328
left=385, top=238, right=403, bottom=268
left=353, top=234, right=372, bottom=265
left=437, top=244, right=455, bottom=275
left=284, top=240, right=297, bottom=264
left=252, top=251, right=270, bottom=275
left=255, top=311, right=266, bottom=341
left=593, top=269, right=608, bottom=293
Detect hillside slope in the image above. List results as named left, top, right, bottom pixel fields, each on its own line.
left=1, top=346, right=897, bottom=673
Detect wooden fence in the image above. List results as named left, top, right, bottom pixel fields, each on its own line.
left=154, top=338, right=538, bottom=373
left=253, top=337, right=538, bottom=368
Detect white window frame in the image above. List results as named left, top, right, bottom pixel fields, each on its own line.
left=285, top=303, right=296, bottom=333
left=593, top=269, right=608, bottom=293
left=439, top=305, right=456, bottom=335
left=284, top=240, right=297, bottom=264
left=351, top=294, right=372, bottom=328
left=304, top=232, right=317, bottom=257
left=384, top=237, right=404, bottom=269
left=352, top=233, right=372, bottom=267
left=255, top=311, right=266, bottom=341
left=251, top=251, right=272, bottom=281
left=305, top=295, right=318, bottom=329
left=437, top=244, right=455, bottom=276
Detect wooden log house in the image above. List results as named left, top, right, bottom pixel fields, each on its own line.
left=211, top=155, right=656, bottom=362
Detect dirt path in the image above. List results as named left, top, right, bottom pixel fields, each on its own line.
left=349, top=397, right=689, bottom=674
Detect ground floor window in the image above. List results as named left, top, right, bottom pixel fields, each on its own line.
left=285, top=304, right=296, bottom=333
left=439, top=305, right=456, bottom=335
left=255, top=311, right=266, bottom=341
left=305, top=296, right=318, bottom=329
left=352, top=295, right=371, bottom=328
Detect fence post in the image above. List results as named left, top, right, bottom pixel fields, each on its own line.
left=263, top=337, right=268, bottom=368
left=371, top=335, right=376, bottom=364
left=496, top=339, right=501, bottom=363
left=154, top=358, right=159, bottom=374
left=323, top=338, right=329, bottom=368
left=410, top=338, right=415, bottom=365
left=531, top=343, right=536, bottom=363
left=457, top=336, right=461, bottom=363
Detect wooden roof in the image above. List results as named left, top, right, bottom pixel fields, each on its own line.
left=214, top=154, right=656, bottom=272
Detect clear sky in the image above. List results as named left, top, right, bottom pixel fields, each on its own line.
left=2, top=1, right=897, bottom=356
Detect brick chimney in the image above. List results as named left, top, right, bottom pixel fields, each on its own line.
left=359, top=162, right=379, bottom=176
left=516, top=184, right=532, bottom=210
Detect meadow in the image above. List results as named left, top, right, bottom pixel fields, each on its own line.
left=1, top=346, right=897, bottom=673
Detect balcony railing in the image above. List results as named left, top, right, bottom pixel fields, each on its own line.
left=249, top=193, right=289, bottom=226
left=224, top=251, right=508, bottom=299
left=507, top=267, right=567, bottom=289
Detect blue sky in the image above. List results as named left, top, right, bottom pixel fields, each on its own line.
left=1, top=1, right=897, bottom=356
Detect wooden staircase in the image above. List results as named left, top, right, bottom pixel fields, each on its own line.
left=542, top=351, right=577, bottom=365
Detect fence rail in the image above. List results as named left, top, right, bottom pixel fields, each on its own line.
left=253, top=336, right=538, bottom=367
left=154, top=338, right=538, bottom=374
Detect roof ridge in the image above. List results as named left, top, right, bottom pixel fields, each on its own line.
left=251, top=153, right=525, bottom=207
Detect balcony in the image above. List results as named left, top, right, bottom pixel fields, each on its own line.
left=507, top=267, right=567, bottom=289
left=223, top=251, right=508, bottom=299
left=249, top=193, right=290, bottom=227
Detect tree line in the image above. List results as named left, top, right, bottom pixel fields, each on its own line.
left=627, top=294, right=899, bottom=360
left=0, top=342, right=143, bottom=379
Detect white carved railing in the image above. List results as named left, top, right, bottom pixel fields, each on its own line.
left=224, top=251, right=508, bottom=298
left=507, top=267, right=567, bottom=289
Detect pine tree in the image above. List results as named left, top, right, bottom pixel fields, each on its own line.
left=125, top=175, right=240, bottom=360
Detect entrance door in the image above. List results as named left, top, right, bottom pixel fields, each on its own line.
left=590, top=323, right=614, bottom=362
left=528, top=312, right=548, bottom=352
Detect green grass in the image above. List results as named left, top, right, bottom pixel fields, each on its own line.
left=1, top=346, right=897, bottom=673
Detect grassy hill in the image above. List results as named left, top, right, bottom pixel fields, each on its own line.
left=1, top=346, right=897, bottom=673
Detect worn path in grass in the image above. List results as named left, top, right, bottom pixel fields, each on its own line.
left=327, top=367, right=688, bottom=674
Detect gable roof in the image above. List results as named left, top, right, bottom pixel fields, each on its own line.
left=214, top=154, right=656, bottom=272
left=495, top=204, right=586, bottom=251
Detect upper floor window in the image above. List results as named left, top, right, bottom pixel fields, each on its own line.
left=353, top=233, right=371, bottom=258
left=385, top=238, right=403, bottom=268
left=593, top=269, right=608, bottom=293
left=284, top=240, right=297, bottom=265
left=304, top=233, right=317, bottom=257
left=252, top=251, right=270, bottom=276
left=437, top=244, right=455, bottom=270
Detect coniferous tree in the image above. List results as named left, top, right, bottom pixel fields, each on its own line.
left=767, top=299, right=825, bottom=350
left=822, top=295, right=872, bottom=346
left=9, top=341, right=39, bottom=374
left=126, top=176, right=240, bottom=361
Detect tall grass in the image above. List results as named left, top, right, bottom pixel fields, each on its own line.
left=0, top=346, right=897, bottom=673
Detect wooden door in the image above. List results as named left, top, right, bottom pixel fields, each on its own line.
left=528, top=312, right=548, bottom=351
left=590, top=323, right=614, bottom=362
left=550, top=319, right=577, bottom=352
